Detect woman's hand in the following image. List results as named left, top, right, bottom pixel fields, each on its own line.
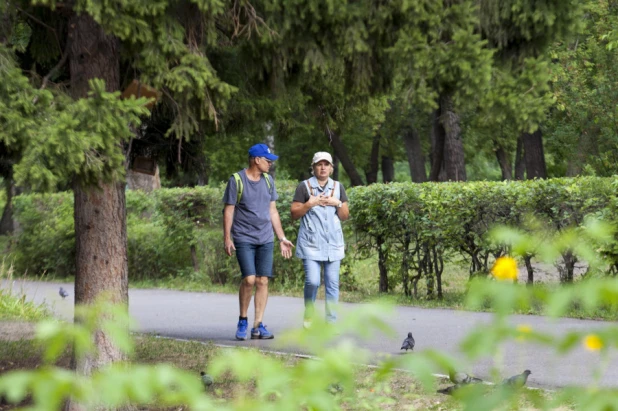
left=318, top=194, right=341, bottom=207
left=307, top=194, right=321, bottom=208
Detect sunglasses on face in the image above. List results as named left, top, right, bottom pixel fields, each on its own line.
left=261, top=157, right=273, bottom=165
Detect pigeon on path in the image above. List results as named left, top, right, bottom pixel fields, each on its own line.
left=401, top=332, right=415, bottom=351
left=501, top=370, right=531, bottom=388
left=200, top=371, right=213, bottom=388
left=449, top=370, right=483, bottom=385
left=437, top=384, right=462, bottom=395
left=59, top=287, right=69, bottom=299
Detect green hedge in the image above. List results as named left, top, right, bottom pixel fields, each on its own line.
left=7, top=177, right=617, bottom=296
left=348, top=177, right=616, bottom=298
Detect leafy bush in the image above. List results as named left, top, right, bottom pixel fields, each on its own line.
left=348, top=177, right=616, bottom=298
left=8, top=177, right=618, bottom=295
left=12, top=193, right=75, bottom=277
left=127, top=221, right=191, bottom=281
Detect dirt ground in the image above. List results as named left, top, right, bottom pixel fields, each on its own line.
left=0, top=321, right=36, bottom=342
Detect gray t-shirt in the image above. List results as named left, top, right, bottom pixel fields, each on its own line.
left=292, top=181, right=348, bottom=203
left=222, top=169, right=278, bottom=245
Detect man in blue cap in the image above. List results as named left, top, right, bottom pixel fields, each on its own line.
left=222, top=143, right=294, bottom=340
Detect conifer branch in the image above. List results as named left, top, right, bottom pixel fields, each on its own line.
left=16, top=6, right=61, bottom=52
left=33, top=31, right=73, bottom=104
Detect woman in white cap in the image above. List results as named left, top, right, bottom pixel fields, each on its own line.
left=291, top=152, right=350, bottom=328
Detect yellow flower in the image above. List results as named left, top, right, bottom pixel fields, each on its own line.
left=491, top=256, right=518, bottom=281
left=584, top=334, right=603, bottom=351
left=516, top=324, right=532, bottom=342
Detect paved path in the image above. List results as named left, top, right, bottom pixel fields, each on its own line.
left=4, top=280, right=618, bottom=389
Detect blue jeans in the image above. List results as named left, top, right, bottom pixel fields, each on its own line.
left=234, top=242, right=274, bottom=277
left=303, top=259, right=340, bottom=323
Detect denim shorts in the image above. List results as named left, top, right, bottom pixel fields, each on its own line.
left=234, top=242, right=274, bottom=278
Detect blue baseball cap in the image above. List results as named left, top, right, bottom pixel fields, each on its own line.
left=248, top=143, right=279, bottom=161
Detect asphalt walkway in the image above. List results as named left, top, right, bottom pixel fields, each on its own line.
left=5, top=280, right=618, bottom=389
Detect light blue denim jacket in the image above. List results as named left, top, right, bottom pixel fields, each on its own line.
left=295, top=176, right=345, bottom=261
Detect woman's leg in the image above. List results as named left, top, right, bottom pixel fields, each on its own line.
left=323, top=260, right=341, bottom=323
left=303, top=259, right=322, bottom=321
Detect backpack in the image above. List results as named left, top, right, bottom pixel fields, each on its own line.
left=233, top=172, right=272, bottom=204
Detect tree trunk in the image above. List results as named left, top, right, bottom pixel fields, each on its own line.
left=402, top=127, right=427, bottom=183
left=524, top=255, right=534, bottom=285
left=440, top=94, right=466, bottom=181
left=494, top=144, right=512, bottom=180
left=0, top=171, right=14, bottom=235
left=190, top=244, right=200, bottom=271
left=327, top=130, right=364, bottom=186
left=377, top=235, right=388, bottom=293
left=522, top=129, right=547, bottom=179
left=68, top=13, right=127, bottom=411
left=332, top=155, right=340, bottom=181
left=366, top=134, right=380, bottom=184
left=429, top=109, right=446, bottom=182
left=566, top=132, right=589, bottom=177
left=514, top=136, right=525, bottom=180
left=558, top=251, right=577, bottom=283
left=195, top=153, right=209, bottom=186
left=401, top=234, right=410, bottom=297
left=381, top=155, right=394, bottom=183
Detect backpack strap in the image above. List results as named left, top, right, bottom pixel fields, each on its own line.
left=235, top=172, right=272, bottom=204
left=233, top=173, right=243, bottom=204
left=331, top=181, right=338, bottom=197
left=262, top=173, right=272, bottom=194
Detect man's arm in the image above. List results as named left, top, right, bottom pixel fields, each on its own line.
left=223, top=204, right=236, bottom=256
left=270, top=201, right=294, bottom=258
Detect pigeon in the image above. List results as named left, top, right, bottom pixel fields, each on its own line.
left=437, top=384, right=462, bottom=395
left=327, top=382, right=343, bottom=394
left=401, top=332, right=415, bottom=351
left=501, top=370, right=531, bottom=388
left=200, top=371, right=213, bottom=388
left=449, top=370, right=483, bottom=385
left=59, top=287, right=69, bottom=299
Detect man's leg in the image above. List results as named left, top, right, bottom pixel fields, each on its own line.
left=254, top=275, right=269, bottom=326
left=234, top=243, right=256, bottom=340
left=251, top=242, right=274, bottom=339
left=239, top=275, right=256, bottom=318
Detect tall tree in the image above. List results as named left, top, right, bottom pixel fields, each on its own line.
left=393, top=0, right=494, bottom=182
left=477, top=0, right=583, bottom=179
left=3, top=0, right=234, bottom=385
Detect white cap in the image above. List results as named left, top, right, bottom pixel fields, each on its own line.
left=312, top=151, right=333, bottom=165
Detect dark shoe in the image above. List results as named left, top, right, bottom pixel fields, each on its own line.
left=251, top=322, right=274, bottom=339
left=236, top=319, right=248, bottom=340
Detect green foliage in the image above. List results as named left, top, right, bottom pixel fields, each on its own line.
left=14, top=79, right=150, bottom=190
left=0, top=260, right=49, bottom=320
left=0, top=45, right=53, bottom=151
left=6, top=270, right=618, bottom=409
left=127, top=221, right=191, bottom=281
left=545, top=0, right=618, bottom=176
left=12, top=192, right=75, bottom=277
left=348, top=176, right=616, bottom=297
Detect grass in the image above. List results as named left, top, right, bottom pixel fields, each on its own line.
left=6, top=244, right=617, bottom=321
left=0, top=331, right=559, bottom=411
left=129, top=256, right=618, bottom=321
left=0, top=260, right=49, bottom=322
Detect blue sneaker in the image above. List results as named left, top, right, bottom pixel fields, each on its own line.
left=236, top=319, right=248, bottom=340
left=251, top=322, right=274, bottom=339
